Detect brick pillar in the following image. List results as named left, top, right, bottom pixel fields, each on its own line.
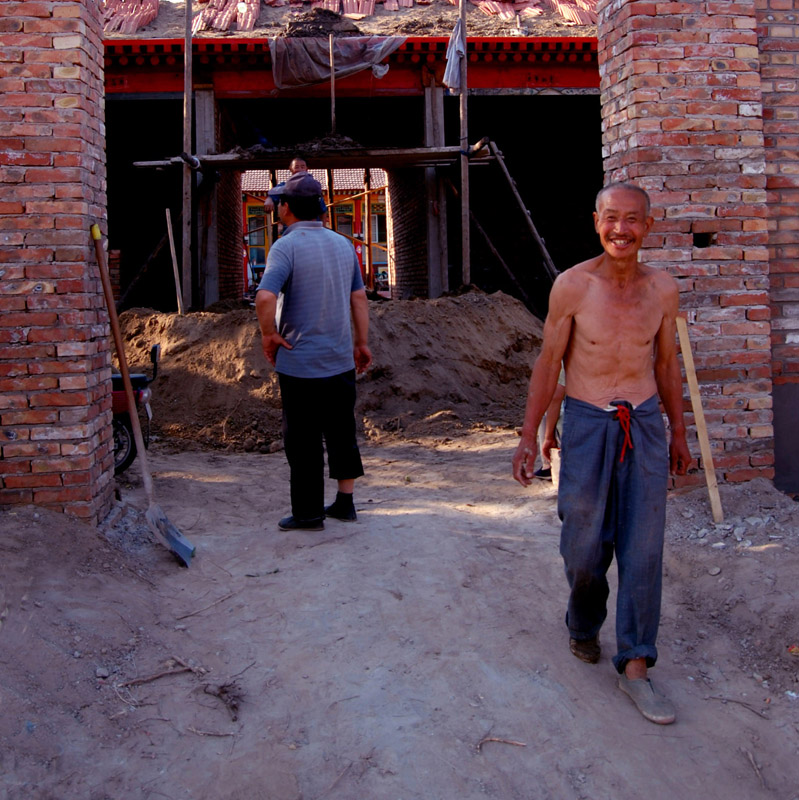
left=597, top=0, right=773, bottom=484
left=386, top=169, right=429, bottom=299
left=0, top=1, right=113, bottom=521
left=758, top=1, right=799, bottom=491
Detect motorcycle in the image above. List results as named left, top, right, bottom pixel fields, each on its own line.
left=112, top=344, right=160, bottom=475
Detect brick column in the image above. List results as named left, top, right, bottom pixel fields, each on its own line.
left=597, top=0, right=773, bottom=484
left=0, top=1, right=113, bottom=521
left=386, top=170, right=429, bottom=299
left=758, top=1, right=799, bottom=491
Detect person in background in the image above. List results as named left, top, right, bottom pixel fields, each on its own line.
left=534, top=368, right=566, bottom=480
left=265, top=157, right=327, bottom=224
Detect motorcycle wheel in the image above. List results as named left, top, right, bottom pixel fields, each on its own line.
left=113, top=415, right=137, bottom=475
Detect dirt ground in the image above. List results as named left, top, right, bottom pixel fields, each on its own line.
left=109, top=0, right=596, bottom=41
left=3, top=293, right=799, bottom=799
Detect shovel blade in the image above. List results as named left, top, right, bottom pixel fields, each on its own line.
left=146, top=504, right=196, bottom=567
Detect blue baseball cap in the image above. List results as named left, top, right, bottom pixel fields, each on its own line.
left=269, top=171, right=322, bottom=198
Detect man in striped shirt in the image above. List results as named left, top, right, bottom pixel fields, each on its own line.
left=256, top=171, right=372, bottom=531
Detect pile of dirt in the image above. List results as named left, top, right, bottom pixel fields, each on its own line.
left=282, top=8, right=363, bottom=37
left=118, top=290, right=543, bottom=453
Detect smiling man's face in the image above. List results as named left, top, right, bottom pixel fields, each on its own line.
left=593, top=187, right=653, bottom=261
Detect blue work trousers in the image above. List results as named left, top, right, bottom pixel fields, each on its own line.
left=557, top=395, right=669, bottom=674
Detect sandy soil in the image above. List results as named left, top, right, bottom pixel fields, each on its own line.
left=117, top=291, right=544, bottom=452
left=2, top=437, right=799, bottom=799
left=107, top=0, right=596, bottom=40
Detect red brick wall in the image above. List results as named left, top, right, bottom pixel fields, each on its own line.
left=386, top=169, right=429, bottom=299
left=597, top=0, right=773, bottom=484
left=757, top=0, right=799, bottom=489
left=0, top=1, right=113, bottom=521
left=758, top=2, right=799, bottom=383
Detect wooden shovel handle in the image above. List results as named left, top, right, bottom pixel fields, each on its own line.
left=91, top=224, right=155, bottom=502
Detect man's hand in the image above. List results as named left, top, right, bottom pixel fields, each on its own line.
left=261, top=331, right=291, bottom=367
left=354, top=344, right=372, bottom=374
left=669, top=430, right=691, bottom=476
left=540, top=433, right=558, bottom=466
left=512, top=434, right=538, bottom=487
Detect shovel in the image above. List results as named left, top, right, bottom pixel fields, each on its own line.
left=91, top=224, right=196, bottom=566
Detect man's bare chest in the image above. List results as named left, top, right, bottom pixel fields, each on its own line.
left=575, top=282, right=663, bottom=349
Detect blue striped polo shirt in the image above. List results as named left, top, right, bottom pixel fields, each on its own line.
left=257, top=221, right=364, bottom=378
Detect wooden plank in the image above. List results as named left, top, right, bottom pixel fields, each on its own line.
left=165, top=209, right=185, bottom=315
left=133, top=145, right=494, bottom=171
left=676, top=315, right=724, bottom=523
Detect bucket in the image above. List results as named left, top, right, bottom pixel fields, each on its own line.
left=550, top=448, right=561, bottom=492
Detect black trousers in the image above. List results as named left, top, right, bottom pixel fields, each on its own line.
left=278, top=370, right=364, bottom=520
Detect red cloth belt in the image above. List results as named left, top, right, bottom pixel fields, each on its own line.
left=614, top=405, right=634, bottom=463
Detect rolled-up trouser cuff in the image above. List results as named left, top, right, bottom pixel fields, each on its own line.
left=613, top=645, right=658, bottom=675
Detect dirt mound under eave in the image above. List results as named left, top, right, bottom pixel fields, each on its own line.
left=117, top=290, right=543, bottom=452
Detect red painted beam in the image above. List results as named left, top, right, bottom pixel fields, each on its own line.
left=104, top=36, right=598, bottom=97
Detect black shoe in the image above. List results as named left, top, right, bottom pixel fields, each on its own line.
left=569, top=636, right=601, bottom=664
left=324, top=491, right=357, bottom=522
left=534, top=467, right=552, bottom=480
left=278, top=515, right=324, bottom=531
left=324, top=501, right=357, bottom=522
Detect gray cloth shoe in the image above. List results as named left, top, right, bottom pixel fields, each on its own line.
left=617, top=675, right=676, bottom=725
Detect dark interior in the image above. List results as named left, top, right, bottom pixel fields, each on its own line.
left=106, top=93, right=602, bottom=317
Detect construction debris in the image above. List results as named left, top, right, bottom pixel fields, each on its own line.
left=192, top=0, right=261, bottom=33
left=102, top=0, right=160, bottom=34
left=101, top=0, right=597, bottom=35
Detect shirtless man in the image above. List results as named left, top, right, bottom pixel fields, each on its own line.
left=512, top=182, right=691, bottom=725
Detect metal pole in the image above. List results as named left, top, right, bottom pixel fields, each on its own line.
left=327, top=169, right=336, bottom=231
left=329, top=33, right=336, bottom=134
left=458, top=0, right=470, bottom=286
left=364, top=168, right=373, bottom=289
left=182, top=0, right=193, bottom=310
